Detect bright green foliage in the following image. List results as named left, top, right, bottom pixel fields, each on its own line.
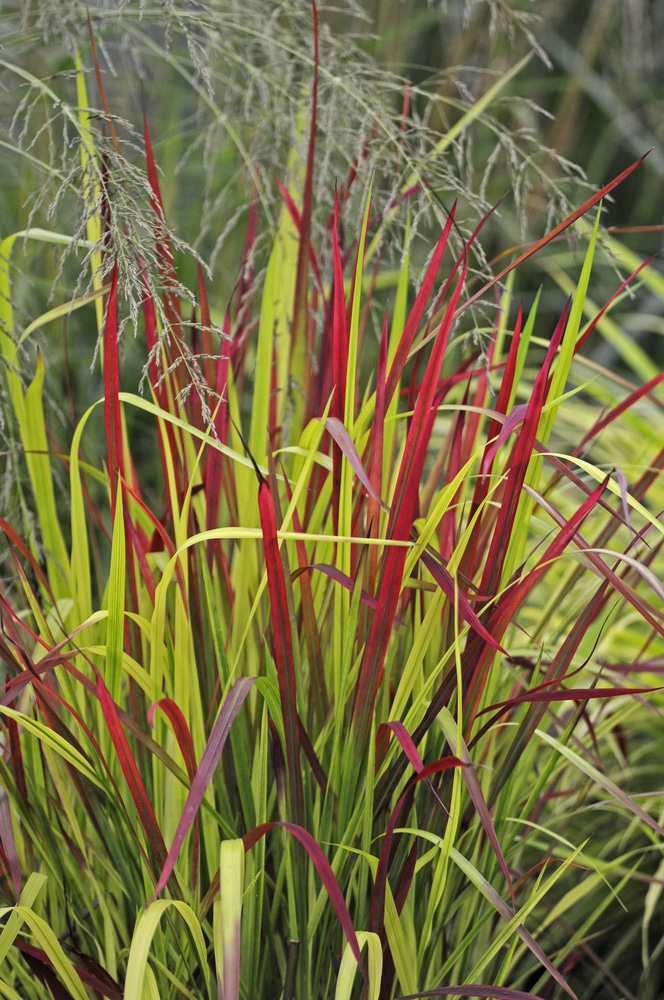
left=0, top=8, right=663, bottom=1000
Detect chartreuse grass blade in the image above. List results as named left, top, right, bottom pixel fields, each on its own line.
left=0, top=873, right=47, bottom=965
left=69, top=401, right=97, bottom=629
left=405, top=832, right=580, bottom=998
left=0, top=707, right=103, bottom=789
left=335, top=931, right=382, bottom=1000
left=537, top=729, right=664, bottom=838
left=214, top=839, right=245, bottom=1000
left=124, top=900, right=210, bottom=1000
left=401, top=53, right=533, bottom=195
left=22, top=351, right=71, bottom=602
left=4, top=908, right=90, bottom=1000
left=537, top=254, right=657, bottom=382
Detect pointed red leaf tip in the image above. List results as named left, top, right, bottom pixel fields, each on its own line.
left=151, top=677, right=255, bottom=900
left=241, top=821, right=367, bottom=981
left=326, top=417, right=383, bottom=505
left=457, top=152, right=650, bottom=319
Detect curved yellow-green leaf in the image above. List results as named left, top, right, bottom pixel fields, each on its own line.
left=334, top=930, right=382, bottom=1000
left=124, top=900, right=210, bottom=1000
left=0, top=707, right=102, bottom=789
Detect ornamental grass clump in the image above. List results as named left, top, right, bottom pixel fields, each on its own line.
left=1, top=7, right=664, bottom=1000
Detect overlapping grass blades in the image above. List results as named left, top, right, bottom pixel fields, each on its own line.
left=0, top=19, right=663, bottom=1000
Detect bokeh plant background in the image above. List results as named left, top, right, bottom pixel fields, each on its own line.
left=0, top=1, right=663, bottom=998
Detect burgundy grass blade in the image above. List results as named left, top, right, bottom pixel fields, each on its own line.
left=352, top=253, right=469, bottom=748
left=331, top=192, right=349, bottom=423
left=151, top=677, right=256, bottom=899
left=15, top=940, right=123, bottom=1000
left=281, top=475, right=327, bottom=727
left=419, top=544, right=505, bottom=653
left=384, top=208, right=457, bottom=408
left=0, top=520, right=51, bottom=596
left=242, top=821, right=366, bottom=979
left=369, top=756, right=465, bottom=937
left=148, top=699, right=197, bottom=781
left=483, top=684, right=660, bottom=715
left=478, top=299, right=571, bottom=602
left=96, top=670, right=168, bottom=874
left=294, top=563, right=404, bottom=626
left=257, top=479, right=305, bottom=826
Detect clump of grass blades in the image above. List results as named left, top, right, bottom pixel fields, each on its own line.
left=1, top=17, right=664, bottom=1000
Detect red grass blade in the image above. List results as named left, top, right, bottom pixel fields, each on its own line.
left=95, top=669, right=168, bottom=875
left=352, top=253, right=468, bottom=748
left=257, top=478, right=305, bottom=826
left=242, top=821, right=366, bottom=978
left=384, top=208, right=457, bottom=407
left=369, top=756, right=465, bottom=936
left=456, top=153, right=649, bottom=319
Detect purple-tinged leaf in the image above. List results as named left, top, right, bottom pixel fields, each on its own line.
left=480, top=403, right=529, bottom=480
left=419, top=549, right=504, bottom=653
left=0, top=791, right=21, bottom=897
left=483, top=684, right=660, bottom=715
left=152, top=677, right=256, bottom=899
left=293, top=563, right=405, bottom=627
left=326, top=417, right=384, bottom=506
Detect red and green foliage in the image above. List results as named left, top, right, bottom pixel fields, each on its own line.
left=0, top=14, right=663, bottom=1000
